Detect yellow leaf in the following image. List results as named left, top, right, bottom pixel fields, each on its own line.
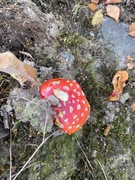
left=108, top=71, right=128, bottom=101
left=91, top=10, right=104, bottom=26
left=0, top=52, right=39, bottom=86
left=103, top=125, right=111, bottom=136
left=106, top=5, right=120, bottom=23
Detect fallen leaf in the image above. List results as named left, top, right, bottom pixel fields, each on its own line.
left=126, top=55, right=135, bottom=61
left=131, top=102, right=135, bottom=111
left=103, top=125, right=111, bottom=136
left=127, top=63, right=134, bottom=70
left=91, top=10, right=104, bottom=26
left=129, top=23, right=135, bottom=37
left=91, top=0, right=99, bottom=4
left=106, top=5, right=120, bottom=23
left=88, top=3, right=98, bottom=12
left=0, top=52, right=39, bottom=86
left=104, top=0, right=122, bottom=4
left=108, top=70, right=128, bottom=101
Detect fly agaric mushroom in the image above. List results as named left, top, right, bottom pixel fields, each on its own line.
left=40, top=78, right=90, bottom=135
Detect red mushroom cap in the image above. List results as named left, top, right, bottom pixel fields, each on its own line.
left=40, top=78, right=90, bottom=135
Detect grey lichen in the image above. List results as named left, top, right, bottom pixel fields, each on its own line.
left=7, top=87, right=53, bottom=134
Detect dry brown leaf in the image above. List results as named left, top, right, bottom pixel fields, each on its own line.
left=88, top=3, right=98, bottom=12
left=0, top=52, right=39, bottom=86
left=127, top=63, right=134, bottom=70
left=104, top=0, right=122, bottom=4
left=108, top=70, right=128, bottom=101
left=126, top=55, right=135, bottom=61
left=91, top=10, right=104, bottom=26
left=129, top=23, right=135, bottom=37
left=91, top=0, right=99, bottom=4
left=106, top=5, right=120, bottom=23
left=131, top=102, right=135, bottom=111
left=103, top=125, right=111, bottom=136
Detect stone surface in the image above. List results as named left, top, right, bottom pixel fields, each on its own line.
left=99, top=17, right=135, bottom=69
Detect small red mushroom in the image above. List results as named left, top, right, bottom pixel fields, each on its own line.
left=40, top=78, right=90, bottom=135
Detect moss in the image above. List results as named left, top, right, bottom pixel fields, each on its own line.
left=28, top=134, right=78, bottom=179
left=59, top=30, right=86, bottom=49
left=74, top=57, right=108, bottom=115
left=71, top=59, right=134, bottom=178
left=85, top=108, right=133, bottom=179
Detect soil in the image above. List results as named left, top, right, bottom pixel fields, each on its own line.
left=0, top=0, right=135, bottom=179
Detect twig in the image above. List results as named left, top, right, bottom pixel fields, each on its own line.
left=76, top=138, right=96, bottom=180
left=9, top=126, right=12, bottom=180
left=12, top=132, right=55, bottom=180
left=76, top=139, right=95, bottom=180
left=1, top=95, right=53, bottom=179
left=19, top=51, right=34, bottom=60
left=76, top=139, right=93, bottom=170
left=96, top=158, right=108, bottom=180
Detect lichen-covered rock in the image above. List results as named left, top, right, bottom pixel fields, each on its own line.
left=7, top=87, right=53, bottom=133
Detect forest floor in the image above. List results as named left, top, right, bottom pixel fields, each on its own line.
left=0, top=0, right=135, bottom=179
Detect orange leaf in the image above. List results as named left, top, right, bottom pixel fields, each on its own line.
left=104, top=0, right=122, bottom=4
left=129, top=23, right=135, bottom=37
left=0, top=52, right=39, bottom=86
left=126, top=55, right=134, bottom=61
left=91, top=0, right=99, bottom=4
left=88, top=3, right=98, bottom=12
left=108, top=70, right=128, bottom=101
left=106, top=5, right=120, bottom=23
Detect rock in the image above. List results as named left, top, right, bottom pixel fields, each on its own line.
left=8, top=87, right=54, bottom=134
left=59, top=51, right=75, bottom=67
left=99, top=17, right=135, bottom=69
left=119, top=93, right=130, bottom=104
